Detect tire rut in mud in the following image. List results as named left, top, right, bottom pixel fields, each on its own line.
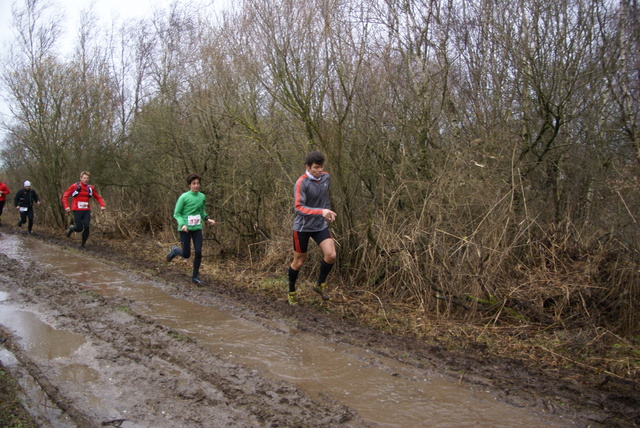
left=0, top=253, right=366, bottom=427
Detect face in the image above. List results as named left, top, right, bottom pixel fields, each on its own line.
left=306, top=163, right=324, bottom=179
left=80, top=174, right=90, bottom=184
left=189, top=179, right=200, bottom=192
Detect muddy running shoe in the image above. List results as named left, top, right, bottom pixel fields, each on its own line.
left=312, top=283, right=331, bottom=301
left=287, top=291, right=298, bottom=306
left=16, top=220, right=22, bottom=227
left=166, top=246, right=179, bottom=262
left=66, top=225, right=74, bottom=237
left=192, top=277, right=204, bottom=286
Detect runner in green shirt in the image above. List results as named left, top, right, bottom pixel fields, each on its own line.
left=166, top=173, right=216, bottom=285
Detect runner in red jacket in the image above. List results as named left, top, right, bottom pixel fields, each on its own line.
left=0, top=181, right=10, bottom=226
left=62, top=171, right=106, bottom=248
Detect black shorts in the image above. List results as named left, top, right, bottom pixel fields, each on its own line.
left=293, top=228, right=332, bottom=253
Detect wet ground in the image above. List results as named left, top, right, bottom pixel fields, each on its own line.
left=0, top=229, right=636, bottom=426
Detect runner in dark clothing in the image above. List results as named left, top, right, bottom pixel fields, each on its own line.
left=14, top=181, right=41, bottom=234
left=287, top=151, right=337, bottom=306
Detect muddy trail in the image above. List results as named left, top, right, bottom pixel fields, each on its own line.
left=0, top=229, right=636, bottom=427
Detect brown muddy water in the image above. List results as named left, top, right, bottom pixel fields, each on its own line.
left=0, top=234, right=574, bottom=427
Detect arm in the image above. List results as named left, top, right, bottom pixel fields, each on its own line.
left=323, top=176, right=336, bottom=222
left=201, top=195, right=215, bottom=226
left=324, top=176, right=332, bottom=210
left=62, top=184, right=74, bottom=211
left=294, top=177, right=324, bottom=217
left=91, top=186, right=106, bottom=209
left=173, top=194, right=186, bottom=230
left=294, top=175, right=336, bottom=222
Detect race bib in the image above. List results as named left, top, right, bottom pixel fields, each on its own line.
left=188, top=215, right=201, bottom=226
left=78, top=202, right=89, bottom=209
left=19, top=207, right=28, bottom=212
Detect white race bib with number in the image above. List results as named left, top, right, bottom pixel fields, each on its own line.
left=19, top=207, right=28, bottom=212
left=188, top=215, right=201, bottom=226
left=78, top=202, right=89, bottom=209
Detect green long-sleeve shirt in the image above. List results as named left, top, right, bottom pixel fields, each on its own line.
left=173, top=191, right=208, bottom=232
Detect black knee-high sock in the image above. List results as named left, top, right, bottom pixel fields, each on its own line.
left=288, top=267, right=299, bottom=293
left=317, top=260, right=333, bottom=285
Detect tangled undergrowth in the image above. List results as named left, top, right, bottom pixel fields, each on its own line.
left=12, top=222, right=640, bottom=397
left=81, top=229, right=640, bottom=388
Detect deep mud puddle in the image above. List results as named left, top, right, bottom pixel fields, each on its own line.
left=0, top=233, right=575, bottom=427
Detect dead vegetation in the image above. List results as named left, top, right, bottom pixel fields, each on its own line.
left=76, top=219, right=640, bottom=389
left=3, top=218, right=639, bottom=426
left=2, top=1, right=639, bottom=416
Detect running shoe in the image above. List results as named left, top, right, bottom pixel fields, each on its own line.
left=312, top=283, right=331, bottom=301
left=16, top=220, right=22, bottom=227
left=192, top=277, right=204, bottom=286
left=65, top=225, right=74, bottom=237
left=287, top=291, right=298, bottom=306
left=166, top=246, right=179, bottom=262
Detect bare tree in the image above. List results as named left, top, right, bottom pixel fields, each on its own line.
left=2, top=0, right=74, bottom=225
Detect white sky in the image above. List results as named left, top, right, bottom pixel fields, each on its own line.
left=0, top=0, right=231, bottom=143
left=0, top=0, right=231, bottom=52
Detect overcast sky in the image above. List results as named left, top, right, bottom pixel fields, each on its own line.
left=0, top=0, right=229, bottom=52
left=0, top=0, right=231, bottom=144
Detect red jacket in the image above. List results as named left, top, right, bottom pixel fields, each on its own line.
left=62, top=182, right=105, bottom=211
left=0, top=183, right=10, bottom=202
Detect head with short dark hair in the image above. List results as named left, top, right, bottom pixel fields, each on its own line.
left=305, top=151, right=325, bottom=167
left=186, top=173, right=202, bottom=186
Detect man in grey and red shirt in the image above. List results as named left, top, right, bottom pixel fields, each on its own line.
left=287, top=151, right=337, bottom=306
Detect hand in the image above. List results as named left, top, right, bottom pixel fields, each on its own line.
left=322, top=209, right=337, bottom=222
left=65, top=207, right=71, bottom=212
left=101, top=206, right=106, bottom=211
left=207, top=219, right=216, bottom=226
left=181, top=225, right=188, bottom=232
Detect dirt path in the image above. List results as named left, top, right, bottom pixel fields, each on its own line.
left=0, top=229, right=638, bottom=427
left=0, top=250, right=363, bottom=426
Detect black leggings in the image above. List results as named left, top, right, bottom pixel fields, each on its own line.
left=18, top=207, right=35, bottom=232
left=176, top=229, right=203, bottom=278
left=72, top=210, right=92, bottom=245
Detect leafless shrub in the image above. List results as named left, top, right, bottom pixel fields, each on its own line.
left=2, top=0, right=639, bottom=336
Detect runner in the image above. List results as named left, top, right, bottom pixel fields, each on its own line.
left=0, top=180, right=10, bottom=226
left=287, top=151, right=337, bottom=306
left=62, top=171, right=106, bottom=248
left=166, top=173, right=216, bottom=285
left=14, top=180, right=41, bottom=234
